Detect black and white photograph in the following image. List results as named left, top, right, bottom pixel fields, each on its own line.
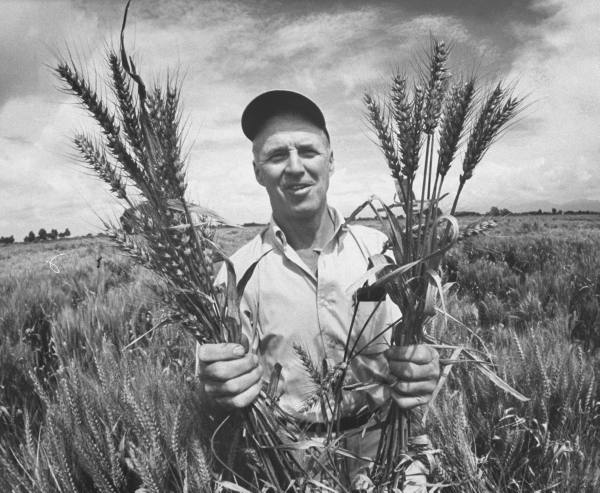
left=1, top=1, right=599, bottom=491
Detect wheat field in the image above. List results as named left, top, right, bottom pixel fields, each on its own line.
left=0, top=213, right=599, bottom=492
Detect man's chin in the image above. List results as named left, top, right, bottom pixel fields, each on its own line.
left=281, top=203, right=325, bottom=221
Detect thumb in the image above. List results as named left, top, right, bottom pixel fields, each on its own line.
left=367, top=368, right=397, bottom=386
left=240, top=333, right=250, bottom=353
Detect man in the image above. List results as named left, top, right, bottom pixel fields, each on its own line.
left=198, top=90, right=439, bottom=468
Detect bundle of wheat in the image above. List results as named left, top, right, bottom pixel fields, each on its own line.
left=354, top=39, right=527, bottom=489
left=52, top=3, right=315, bottom=491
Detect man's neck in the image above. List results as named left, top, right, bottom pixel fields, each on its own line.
left=273, top=206, right=335, bottom=251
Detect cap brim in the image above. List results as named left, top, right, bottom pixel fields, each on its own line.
left=241, top=90, right=327, bottom=141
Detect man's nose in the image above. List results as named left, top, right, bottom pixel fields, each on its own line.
left=284, top=150, right=304, bottom=175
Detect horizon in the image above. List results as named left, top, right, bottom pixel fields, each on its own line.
left=5, top=206, right=600, bottom=244
left=1, top=0, right=599, bottom=239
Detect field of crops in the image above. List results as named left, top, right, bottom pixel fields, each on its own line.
left=1, top=214, right=599, bottom=492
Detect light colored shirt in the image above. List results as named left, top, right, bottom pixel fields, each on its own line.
left=217, top=207, right=400, bottom=420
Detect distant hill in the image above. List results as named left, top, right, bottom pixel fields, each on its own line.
left=514, top=199, right=600, bottom=213
left=561, top=199, right=600, bottom=212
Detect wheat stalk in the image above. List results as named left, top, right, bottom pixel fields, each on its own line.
left=451, top=84, right=523, bottom=214
left=436, top=78, right=475, bottom=190
left=362, top=37, right=523, bottom=488
left=53, top=2, right=319, bottom=490
left=422, top=40, right=450, bottom=136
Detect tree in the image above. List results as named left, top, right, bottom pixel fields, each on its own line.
left=49, top=229, right=59, bottom=240
left=0, top=235, right=14, bottom=245
left=552, top=207, right=557, bottom=215
left=38, top=228, right=48, bottom=241
left=489, top=206, right=500, bottom=217
left=63, top=228, right=71, bottom=238
left=24, top=231, right=35, bottom=243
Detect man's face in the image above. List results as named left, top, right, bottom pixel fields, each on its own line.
left=252, top=113, right=334, bottom=222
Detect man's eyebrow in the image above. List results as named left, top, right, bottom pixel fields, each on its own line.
left=261, top=144, right=289, bottom=155
left=297, top=143, right=320, bottom=151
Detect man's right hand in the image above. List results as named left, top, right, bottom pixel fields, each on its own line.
left=197, top=342, right=263, bottom=409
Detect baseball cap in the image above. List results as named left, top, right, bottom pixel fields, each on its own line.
left=241, top=90, right=329, bottom=141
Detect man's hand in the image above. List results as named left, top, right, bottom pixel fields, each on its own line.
left=384, top=345, right=440, bottom=410
left=197, top=342, right=263, bottom=410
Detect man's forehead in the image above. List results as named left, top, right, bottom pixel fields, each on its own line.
left=252, top=113, right=329, bottom=150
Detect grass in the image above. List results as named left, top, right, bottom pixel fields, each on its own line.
left=1, top=214, right=599, bottom=491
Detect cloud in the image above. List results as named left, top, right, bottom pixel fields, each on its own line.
left=0, top=0, right=597, bottom=238
left=0, top=0, right=109, bottom=109
left=465, top=0, right=600, bottom=208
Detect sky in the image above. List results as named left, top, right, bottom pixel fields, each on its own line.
left=1, top=0, right=599, bottom=239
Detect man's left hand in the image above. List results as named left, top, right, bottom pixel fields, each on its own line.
left=384, top=345, right=440, bottom=410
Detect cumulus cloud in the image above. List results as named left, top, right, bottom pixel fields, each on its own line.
left=452, top=0, right=600, bottom=209
left=0, top=0, right=597, bottom=239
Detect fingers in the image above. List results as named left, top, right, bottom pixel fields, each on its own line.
left=197, top=341, right=263, bottom=410
left=214, top=380, right=262, bottom=409
left=387, top=359, right=439, bottom=382
left=197, top=343, right=246, bottom=363
left=388, top=378, right=437, bottom=397
left=385, top=344, right=437, bottom=364
left=390, top=393, right=433, bottom=411
left=384, top=344, right=441, bottom=411
left=385, top=344, right=440, bottom=382
left=203, top=362, right=263, bottom=397
left=202, top=353, right=260, bottom=381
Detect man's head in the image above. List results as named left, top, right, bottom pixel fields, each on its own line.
left=241, top=90, right=329, bottom=143
left=241, top=91, right=334, bottom=224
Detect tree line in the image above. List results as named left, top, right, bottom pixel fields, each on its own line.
left=22, top=228, right=71, bottom=243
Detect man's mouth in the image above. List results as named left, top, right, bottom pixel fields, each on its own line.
left=284, top=183, right=312, bottom=192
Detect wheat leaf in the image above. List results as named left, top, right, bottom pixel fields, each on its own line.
left=216, top=480, right=253, bottom=492
left=422, top=346, right=464, bottom=425
left=462, top=348, right=530, bottom=402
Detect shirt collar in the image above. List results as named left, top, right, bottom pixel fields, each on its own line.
left=266, top=206, right=347, bottom=250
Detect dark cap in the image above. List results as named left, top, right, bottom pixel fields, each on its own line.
left=241, top=90, right=328, bottom=141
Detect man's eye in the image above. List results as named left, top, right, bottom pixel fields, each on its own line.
left=299, top=149, right=318, bottom=158
left=268, top=152, right=287, bottom=161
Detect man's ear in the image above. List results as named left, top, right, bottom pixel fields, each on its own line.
left=328, top=150, right=335, bottom=175
left=253, top=160, right=265, bottom=186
